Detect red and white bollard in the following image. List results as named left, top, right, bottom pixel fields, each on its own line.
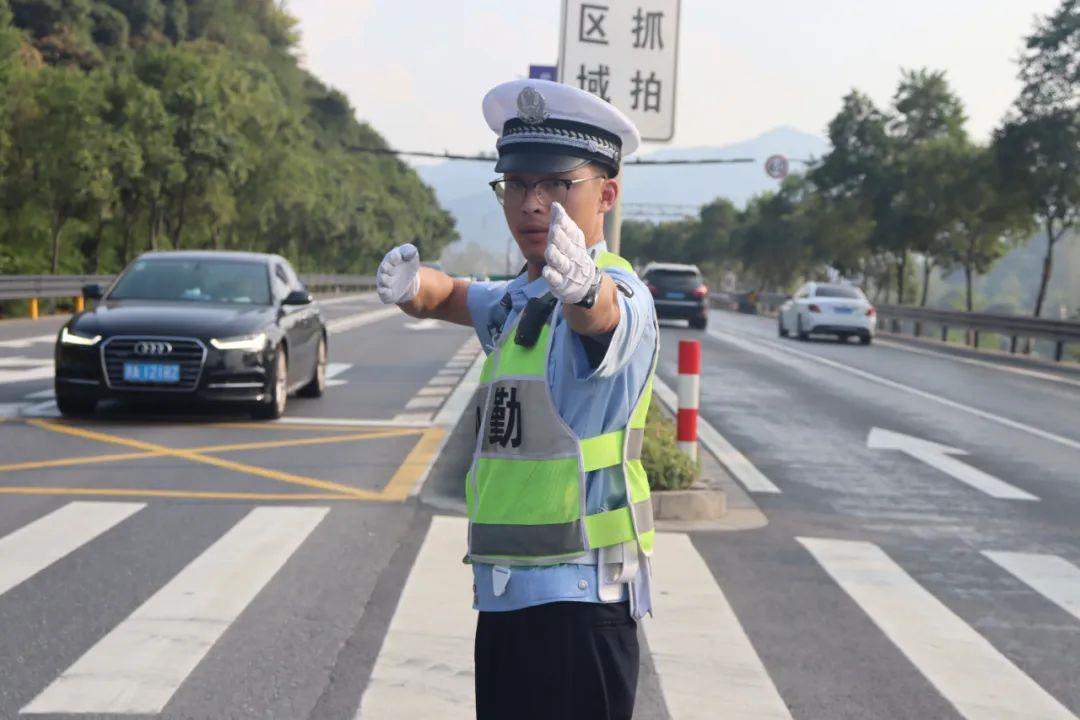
left=677, top=340, right=700, bottom=461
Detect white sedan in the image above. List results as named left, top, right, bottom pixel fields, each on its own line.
left=778, top=282, right=877, bottom=345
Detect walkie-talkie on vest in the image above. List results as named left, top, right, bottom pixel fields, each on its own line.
left=514, top=292, right=558, bottom=348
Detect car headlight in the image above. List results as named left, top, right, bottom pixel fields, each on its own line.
left=210, top=332, right=268, bottom=352
left=60, top=326, right=102, bottom=346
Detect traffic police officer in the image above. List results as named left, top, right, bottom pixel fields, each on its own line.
left=376, top=78, right=659, bottom=720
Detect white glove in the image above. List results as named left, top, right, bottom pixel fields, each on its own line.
left=376, top=243, right=421, bottom=305
left=542, top=202, right=599, bottom=305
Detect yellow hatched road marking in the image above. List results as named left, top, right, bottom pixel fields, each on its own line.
left=26, top=420, right=381, bottom=499
left=0, top=428, right=418, bottom=474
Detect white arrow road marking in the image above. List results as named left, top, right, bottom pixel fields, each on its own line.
left=405, top=319, right=441, bottom=331
left=24, top=387, right=55, bottom=399
left=326, top=362, right=351, bottom=387
left=983, top=552, right=1080, bottom=622
left=867, top=428, right=1038, bottom=501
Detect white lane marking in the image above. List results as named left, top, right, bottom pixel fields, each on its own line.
left=326, top=362, right=351, bottom=387
left=0, top=502, right=144, bottom=597
left=19, top=400, right=60, bottom=418
left=23, top=387, right=55, bottom=400
left=799, top=538, right=1076, bottom=720
left=404, top=347, right=485, bottom=496
left=432, top=354, right=482, bottom=429
left=0, top=333, right=55, bottom=349
left=404, top=396, right=443, bottom=410
left=317, top=292, right=376, bottom=307
left=876, top=338, right=1080, bottom=389
left=272, top=416, right=431, bottom=429
left=0, top=363, right=53, bottom=385
left=405, top=319, right=442, bottom=331
left=326, top=307, right=400, bottom=335
left=355, top=515, right=475, bottom=719
left=417, top=386, right=453, bottom=398
left=0, top=356, right=48, bottom=368
left=24, top=506, right=329, bottom=715
left=653, top=376, right=781, bottom=494
left=708, top=327, right=1080, bottom=453
left=426, top=376, right=459, bottom=387
left=868, top=428, right=1039, bottom=501
left=984, top=552, right=1080, bottom=622
left=645, top=532, right=793, bottom=719
left=0, top=402, right=27, bottom=417
left=391, top=411, right=434, bottom=423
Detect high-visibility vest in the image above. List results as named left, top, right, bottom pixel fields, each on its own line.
left=466, top=251, right=657, bottom=566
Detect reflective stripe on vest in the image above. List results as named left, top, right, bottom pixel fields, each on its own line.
left=465, top=251, right=658, bottom=566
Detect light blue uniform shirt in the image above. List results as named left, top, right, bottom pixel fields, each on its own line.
left=465, top=242, right=657, bottom=619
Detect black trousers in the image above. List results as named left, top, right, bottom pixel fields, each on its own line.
left=475, top=601, right=639, bottom=720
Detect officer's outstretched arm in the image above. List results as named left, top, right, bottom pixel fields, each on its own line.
left=375, top=244, right=473, bottom=327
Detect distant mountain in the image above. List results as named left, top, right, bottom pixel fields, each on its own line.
left=419, top=126, right=829, bottom=270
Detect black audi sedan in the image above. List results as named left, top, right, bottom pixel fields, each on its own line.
left=54, top=251, right=327, bottom=419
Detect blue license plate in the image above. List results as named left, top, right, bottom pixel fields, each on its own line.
left=666, top=291, right=686, bottom=299
left=123, top=362, right=180, bottom=383
left=833, top=307, right=854, bottom=315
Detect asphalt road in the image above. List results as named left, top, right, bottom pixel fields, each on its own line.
left=0, top=301, right=1077, bottom=719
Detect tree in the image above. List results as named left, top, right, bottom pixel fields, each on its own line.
left=12, top=66, right=113, bottom=273
left=942, top=143, right=1032, bottom=312
left=995, top=0, right=1080, bottom=318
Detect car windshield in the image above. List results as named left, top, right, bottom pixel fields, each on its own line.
left=814, top=285, right=862, bottom=299
left=109, top=259, right=271, bottom=305
left=647, top=269, right=701, bottom=285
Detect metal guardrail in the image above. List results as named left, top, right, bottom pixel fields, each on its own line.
left=0, top=275, right=116, bottom=301
left=0, top=273, right=375, bottom=301
left=710, top=291, right=1079, bottom=362
left=875, top=303, right=1080, bottom=361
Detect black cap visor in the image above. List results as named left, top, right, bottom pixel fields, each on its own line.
left=495, top=151, right=591, bottom=175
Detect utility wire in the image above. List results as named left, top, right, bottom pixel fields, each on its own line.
left=346, top=146, right=807, bottom=166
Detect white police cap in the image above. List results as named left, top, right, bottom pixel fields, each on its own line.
left=483, top=79, right=641, bottom=175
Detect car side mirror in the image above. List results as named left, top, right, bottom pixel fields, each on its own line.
left=282, top=290, right=313, bottom=306
left=82, top=284, right=103, bottom=300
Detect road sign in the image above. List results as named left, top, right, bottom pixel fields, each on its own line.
left=765, top=154, right=789, bottom=180
left=529, top=64, right=558, bottom=81
left=558, top=0, right=681, bottom=142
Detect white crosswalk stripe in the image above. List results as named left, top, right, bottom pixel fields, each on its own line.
left=799, top=537, right=1077, bottom=720
left=646, top=532, right=792, bottom=719
left=2, top=501, right=1076, bottom=719
left=355, top=515, right=475, bottom=719
left=0, top=502, right=145, bottom=597
left=984, top=551, right=1080, bottom=622
left=22, top=506, right=329, bottom=715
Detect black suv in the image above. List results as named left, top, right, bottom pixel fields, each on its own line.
left=642, top=263, right=709, bottom=330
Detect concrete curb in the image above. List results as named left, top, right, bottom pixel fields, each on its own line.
left=651, top=383, right=769, bottom=532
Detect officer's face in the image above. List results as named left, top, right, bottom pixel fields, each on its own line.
left=502, top=163, right=619, bottom=265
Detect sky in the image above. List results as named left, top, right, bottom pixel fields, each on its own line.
left=286, top=0, right=1061, bottom=160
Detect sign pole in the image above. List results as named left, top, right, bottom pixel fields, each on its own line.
left=604, top=168, right=623, bottom=254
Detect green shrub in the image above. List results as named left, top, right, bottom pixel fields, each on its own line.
left=642, top=397, right=699, bottom=491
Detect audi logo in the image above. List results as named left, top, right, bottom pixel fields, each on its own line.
left=134, top=341, right=173, bottom=356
